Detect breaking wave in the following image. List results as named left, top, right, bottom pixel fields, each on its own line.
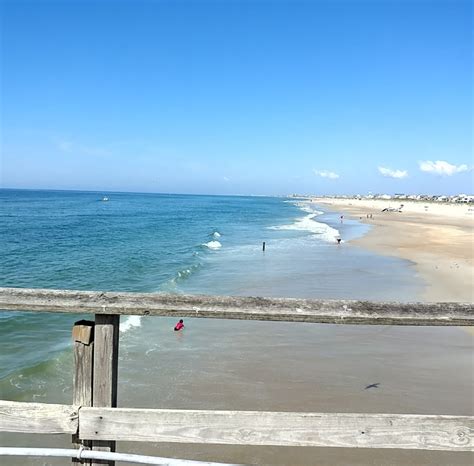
left=120, top=315, right=142, bottom=333
left=270, top=203, right=340, bottom=243
left=202, top=240, right=222, bottom=249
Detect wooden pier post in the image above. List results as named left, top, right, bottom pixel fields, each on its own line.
left=72, top=320, right=95, bottom=465
left=91, top=314, right=120, bottom=466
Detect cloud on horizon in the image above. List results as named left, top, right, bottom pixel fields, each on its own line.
left=419, top=160, right=470, bottom=176
left=378, top=166, right=408, bottom=179
left=313, top=169, right=339, bottom=179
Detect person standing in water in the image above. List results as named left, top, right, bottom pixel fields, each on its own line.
left=174, top=319, right=184, bottom=331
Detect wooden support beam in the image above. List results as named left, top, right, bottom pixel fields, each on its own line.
left=0, top=400, right=78, bottom=434
left=92, top=314, right=120, bottom=466
left=79, top=408, right=474, bottom=452
left=72, top=320, right=95, bottom=465
left=1, top=287, right=473, bottom=326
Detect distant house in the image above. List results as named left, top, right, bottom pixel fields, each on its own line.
left=457, top=195, right=474, bottom=203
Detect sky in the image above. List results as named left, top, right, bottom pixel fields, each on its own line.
left=1, top=0, right=472, bottom=195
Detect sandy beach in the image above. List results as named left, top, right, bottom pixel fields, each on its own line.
left=312, top=198, right=474, bottom=303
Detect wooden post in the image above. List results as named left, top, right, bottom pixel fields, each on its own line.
left=91, top=314, right=120, bottom=466
left=72, top=320, right=94, bottom=465
left=262, top=241, right=266, bottom=251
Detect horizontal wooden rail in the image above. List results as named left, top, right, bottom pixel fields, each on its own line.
left=0, top=401, right=78, bottom=434
left=1, top=287, right=473, bottom=325
left=1, top=401, right=472, bottom=451
left=80, top=408, right=473, bottom=451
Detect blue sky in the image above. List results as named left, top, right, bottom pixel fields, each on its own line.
left=1, top=0, right=472, bottom=195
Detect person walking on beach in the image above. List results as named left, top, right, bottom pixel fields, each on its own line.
left=174, top=319, right=184, bottom=331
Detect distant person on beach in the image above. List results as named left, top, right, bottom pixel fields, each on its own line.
left=174, top=319, right=184, bottom=331
left=340, top=215, right=344, bottom=223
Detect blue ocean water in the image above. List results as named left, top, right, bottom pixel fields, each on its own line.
left=0, top=189, right=422, bottom=401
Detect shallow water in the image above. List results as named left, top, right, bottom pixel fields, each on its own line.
left=1, top=190, right=471, bottom=465
left=0, top=190, right=422, bottom=397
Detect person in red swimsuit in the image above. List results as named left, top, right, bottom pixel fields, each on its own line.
left=174, top=319, right=184, bottom=331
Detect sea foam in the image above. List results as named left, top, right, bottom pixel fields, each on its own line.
left=120, top=316, right=142, bottom=333
left=270, top=204, right=340, bottom=243
left=202, top=240, right=222, bottom=249
left=213, top=231, right=221, bottom=238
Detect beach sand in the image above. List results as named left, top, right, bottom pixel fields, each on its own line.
left=312, top=198, right=474, bottom=303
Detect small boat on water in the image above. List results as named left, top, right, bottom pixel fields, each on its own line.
left=101, top=196, right=109, bottom=202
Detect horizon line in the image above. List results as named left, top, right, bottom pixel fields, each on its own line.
left=0, top=187, right=286, bottom=198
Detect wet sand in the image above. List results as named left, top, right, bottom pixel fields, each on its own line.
left=313, top=198, right=474, bottom=303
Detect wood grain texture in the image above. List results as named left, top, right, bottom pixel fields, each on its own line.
left=1, top=287, right=473, bottom=326
left=73, top=321, right=94, bottom=345
left=73, top=322, right=95, bottom=408
left=92, top=315, right=119, bottom=409
left=92, top=314, right=120, bottom=465
left=2, top=401, right=472, bottom=452
left=0, top=400, right=78, bottom=434
left=73, top=321, right=95, bottom=464
left=79, top=408, right=474, bottom=452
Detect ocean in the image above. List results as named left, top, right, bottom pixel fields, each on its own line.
left=1, top=189, right=471, bottom=466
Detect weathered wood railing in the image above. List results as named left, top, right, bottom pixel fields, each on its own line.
left=2, top=400, right=472, bottom=451
left=1, top=287, right=473, bottom=465
left=1, top=287, right=473, bottom=325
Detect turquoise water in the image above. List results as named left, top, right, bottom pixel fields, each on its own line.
left=0, top=189, right=422, bottom=401
left=3, top=190, right=473, bottom=466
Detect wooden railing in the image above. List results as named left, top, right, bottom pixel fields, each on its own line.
left=2, top=400, right=472, bottom=452
left=1, top=287, right=473, bottom=465
left=1, top=287, right=472, bottom=325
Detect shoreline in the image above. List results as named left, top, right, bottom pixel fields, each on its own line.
left=311, top=197, right=474, bottom=303
left=2, top=194, right=473, bottom=466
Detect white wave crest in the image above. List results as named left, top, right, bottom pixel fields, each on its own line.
left=213, top=231, right=221, bottom=238
left=202, top=240, right=222, bottom=249
left=270, top=213, right=340, bottom=243
left=120, top=316, right=142, bottom=333
left=292, top=201, right=323, bottom=215
left=177, top=268, right=192, bottom=278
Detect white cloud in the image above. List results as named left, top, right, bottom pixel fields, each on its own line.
left=378, top=166, right=408, bottom=179
left=419, top=160, right=470, bottom=176
left=313, top=170, right=339, bottom=179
